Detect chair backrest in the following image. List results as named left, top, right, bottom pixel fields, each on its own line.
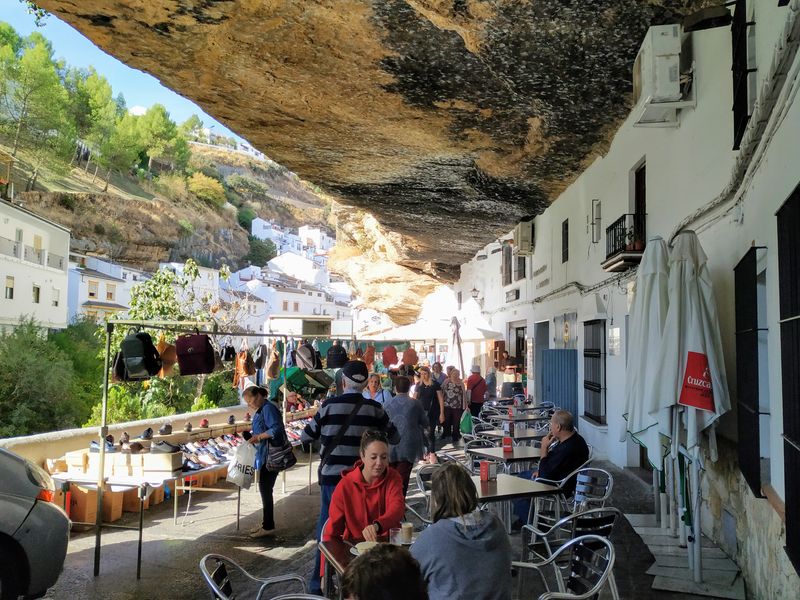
left=573, top=468, right=613, bottom=510
left=546, top=535, right=616, bottom=600
left=199, top=555, right=240, bottom=600
left=271, top=595, right=328, bottom=599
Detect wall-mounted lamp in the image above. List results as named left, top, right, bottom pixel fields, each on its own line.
left=470, top=287, right=480, bottom=299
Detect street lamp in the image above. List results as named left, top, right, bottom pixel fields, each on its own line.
left=470, top=287, right=480, bottom=299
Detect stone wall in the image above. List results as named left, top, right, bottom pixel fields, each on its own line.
left=701, top=437, right=799, bottom=599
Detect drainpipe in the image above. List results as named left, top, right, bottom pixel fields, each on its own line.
left=670, top=0, right=800, bottom=239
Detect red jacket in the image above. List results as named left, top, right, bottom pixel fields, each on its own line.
left=466, top=373, right=487, bottom=404
left=323, top=461, right=405, bottom=543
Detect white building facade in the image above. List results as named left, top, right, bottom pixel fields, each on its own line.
left=0, top=200, right=69, bottom=330
left=455, top=4, right=800, bottom=596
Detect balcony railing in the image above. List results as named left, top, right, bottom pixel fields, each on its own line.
left=24, top=245, right=44, bottom=265
left=47, top=252, right=65, bottom=270
left=605, top=213, right=646, bottom=259
left=0, top=236, right=20, bottom=259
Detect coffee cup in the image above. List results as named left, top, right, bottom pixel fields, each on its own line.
left=401, top=522, right=413, bottom=544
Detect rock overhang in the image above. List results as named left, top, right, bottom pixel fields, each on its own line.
left=35, top=0, right=709, bottom=322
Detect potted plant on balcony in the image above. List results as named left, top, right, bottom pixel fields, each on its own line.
left=625, top=227, right=635, bottom=251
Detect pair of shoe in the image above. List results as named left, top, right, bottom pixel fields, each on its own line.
left=158, top=423, right=173, bottom=435
left=249, top=526, right=275, bottom=538
left=199, top=418, right=209, bottom=428
left=141, top=427, right=153, bottom=440
left=152, top=440, right=181, bottom=453
left=184, top=422, right=193, bottom=432
left=121, top=441, right=145, bottom=454
left=228, top=414, right=236, bottom=425
left=90, top=439, right=116, bottom=453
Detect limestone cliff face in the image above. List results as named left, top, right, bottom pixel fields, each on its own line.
left=37, top=0, right=706, bottom=316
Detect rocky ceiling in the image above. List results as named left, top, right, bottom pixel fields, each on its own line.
left=38, top=0, right=707, bottom=323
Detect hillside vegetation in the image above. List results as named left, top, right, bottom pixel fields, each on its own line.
left=0, top=20, right=333, bottom=270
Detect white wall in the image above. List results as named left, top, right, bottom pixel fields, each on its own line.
left=0, top=201, right=69, bottom=329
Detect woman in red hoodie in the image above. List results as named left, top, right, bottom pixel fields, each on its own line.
left=324, top=430, right=405, bottom=543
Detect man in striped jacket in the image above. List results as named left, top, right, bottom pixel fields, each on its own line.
left=302, top=360, right=399, bottom=593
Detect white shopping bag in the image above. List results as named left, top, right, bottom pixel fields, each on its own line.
left=226, top=442, right=256, bottom=489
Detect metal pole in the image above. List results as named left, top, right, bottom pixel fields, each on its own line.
left=93, top=321, right=113, bottom=577
left=137, top=486, right=145, bottom=580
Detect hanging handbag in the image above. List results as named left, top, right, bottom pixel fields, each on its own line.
left=266, top=349, right=281, bottom=379
left=266, top=434, right=297, bottom=472
left=120, top=330, right=162, bottom=380
left=222, top=345, right=236, bottom=362
left=176, top=333, right=216, bottom=375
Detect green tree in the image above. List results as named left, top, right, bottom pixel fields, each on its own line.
left=0, top=319, right=81, bottom=437
left=179, top=114, right=203, bottom=140
left=0, top=33, right=69, bottom=156
left=0, top=22, right=23, bottom=56
left=187, top=171, right=226, bottom=207
left=237, top=205, right=257, bottom=231
left=244, top=236, right=277, bottom=266
left=138, top=103, right=189, bottom=172
left=97, top=112, right=142, bottom=191
left=50, top=318, right=104, bottom=423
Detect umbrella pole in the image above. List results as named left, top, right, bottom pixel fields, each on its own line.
left=688, top=408, right=703, bottom=583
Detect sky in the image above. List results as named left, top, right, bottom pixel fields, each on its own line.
left=1, top=0, right=244, bottom=141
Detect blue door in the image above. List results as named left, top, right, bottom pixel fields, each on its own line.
left=541, top=349, right=579, bottom=426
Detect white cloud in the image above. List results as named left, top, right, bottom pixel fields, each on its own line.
left=129, top=105, right=147, bottom=116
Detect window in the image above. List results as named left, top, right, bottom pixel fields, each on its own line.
left=88, top=280, right=98, bottom=299
left=731, top=0, right=756, bottom=150
left=583, top=320, right=606, bottom=424
left=777, top=184, right=800, bottom=574
left=106, top=284, right=116, bottom=302
left=501, top=242, right=513, bottom=286
left=5, top=276, right=14, bottom=300
left=33, top=234, right=42, bottom=251
left=282, top=300, right=288, bottom=311
left=562, top=219, right=569, bottom=263
left=52, top=288, right=60, bottom=307
left=734, top=246, right=769, bottom=497
left=85, top=310, right=98, bottom=321
left=293, top=302, right=299, bottom=312
left=15, top=228, right=22, bottom=243
left=32, top=285, right=40, bottom=304
left=515, top=255, right=526, bottom=281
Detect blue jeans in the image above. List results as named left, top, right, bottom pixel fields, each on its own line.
left=309, top=483, right=337, bottom=593
left=513, top=469, right=536, bottom=525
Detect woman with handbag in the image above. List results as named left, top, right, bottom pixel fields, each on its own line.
left=244, top=379, right=295, bottom=539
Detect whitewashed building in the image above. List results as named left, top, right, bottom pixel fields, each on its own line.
left=455, top=5, right=800, bottom=596
left=159, top=262, right=221, bottom=308
left=266, top=252, right=330, bottom=286
left=0, top=200, right=69, bottom=330
left=67, top=255, right=128, bottom=322
left=298, top=225, right=335, bottom=251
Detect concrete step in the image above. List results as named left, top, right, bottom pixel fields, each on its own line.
left=646, top=564, right=740, bottom=587
left=639, top=533, right=718, bottom=548
left=652, top=574, right=746, bottom=599
left=652, top=554, right=739, bottom=572
left=624, top=513, right=659, bottom=527
left=648, top=545, right=729, bottom=559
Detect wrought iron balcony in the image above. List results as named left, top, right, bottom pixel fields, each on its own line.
left=23, top=245, right=44, bottom=265
left=0, top=236, right=20, bottom=259
left=601, top=213, right=646, bottom=272
left=47, top=252, right=66, bottom=270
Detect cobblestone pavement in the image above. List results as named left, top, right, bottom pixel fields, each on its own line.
left=45, top=452, right=735, bottom=599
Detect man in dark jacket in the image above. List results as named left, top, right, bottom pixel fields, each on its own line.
left=301, top=360, right=399, bottom=593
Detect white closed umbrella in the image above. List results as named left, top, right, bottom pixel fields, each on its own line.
left=623, top=236, right=671, bottom=468
left=654, top=230, right=731, bottom=583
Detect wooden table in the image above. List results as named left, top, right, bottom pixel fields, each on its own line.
left=319, top=538, right=355, bottom=599
left=479, top=428, right=545, bottom=442
left=471, top=474, right=560, bottom=532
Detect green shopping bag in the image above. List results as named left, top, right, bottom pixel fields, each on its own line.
left=460, top=410, right=473, bottom=434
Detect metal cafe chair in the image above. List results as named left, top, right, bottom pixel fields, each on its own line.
left=404, top=463, right=442, bottom=526
left=199, top=554, right=306, bottom=600
left=464, top=438, right=499, bottom=474
left=512, top=534, right=617, bottom=600
left=271, top=596, right=328, bottom=600
left=527, top=455, right=608, bottom=528
left=522, top=507, right=622, bottom=563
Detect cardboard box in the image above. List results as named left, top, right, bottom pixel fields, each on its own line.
left=122, top=488, right=149, bottom=512
left=65, top=450, right=88, bottom=473
left=69, top=484, right=97, bottom=523
left=87, top=453, right=115, bottom=478
left=149, top=485, right=165, bottom=505
left=102, top=490, right=123, bottom=522
left=143, top=452, right=183, bottom=472
left=45, top=458, right=68, bottom=474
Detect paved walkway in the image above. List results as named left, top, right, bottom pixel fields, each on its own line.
left=44, top=453, right=739, bottom=599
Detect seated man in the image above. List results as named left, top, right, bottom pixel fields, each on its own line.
left=513, top=410, right=589, bottom=525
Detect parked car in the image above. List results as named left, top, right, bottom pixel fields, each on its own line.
left=0, top=448, right=69, bottom=599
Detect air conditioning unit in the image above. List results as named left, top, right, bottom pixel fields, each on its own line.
left=514, top=219, right=535, bottom=256
left=632, top=24, right=693, bottom=127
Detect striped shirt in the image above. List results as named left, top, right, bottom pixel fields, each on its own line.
left=301, top=392, right=399, bottom=486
